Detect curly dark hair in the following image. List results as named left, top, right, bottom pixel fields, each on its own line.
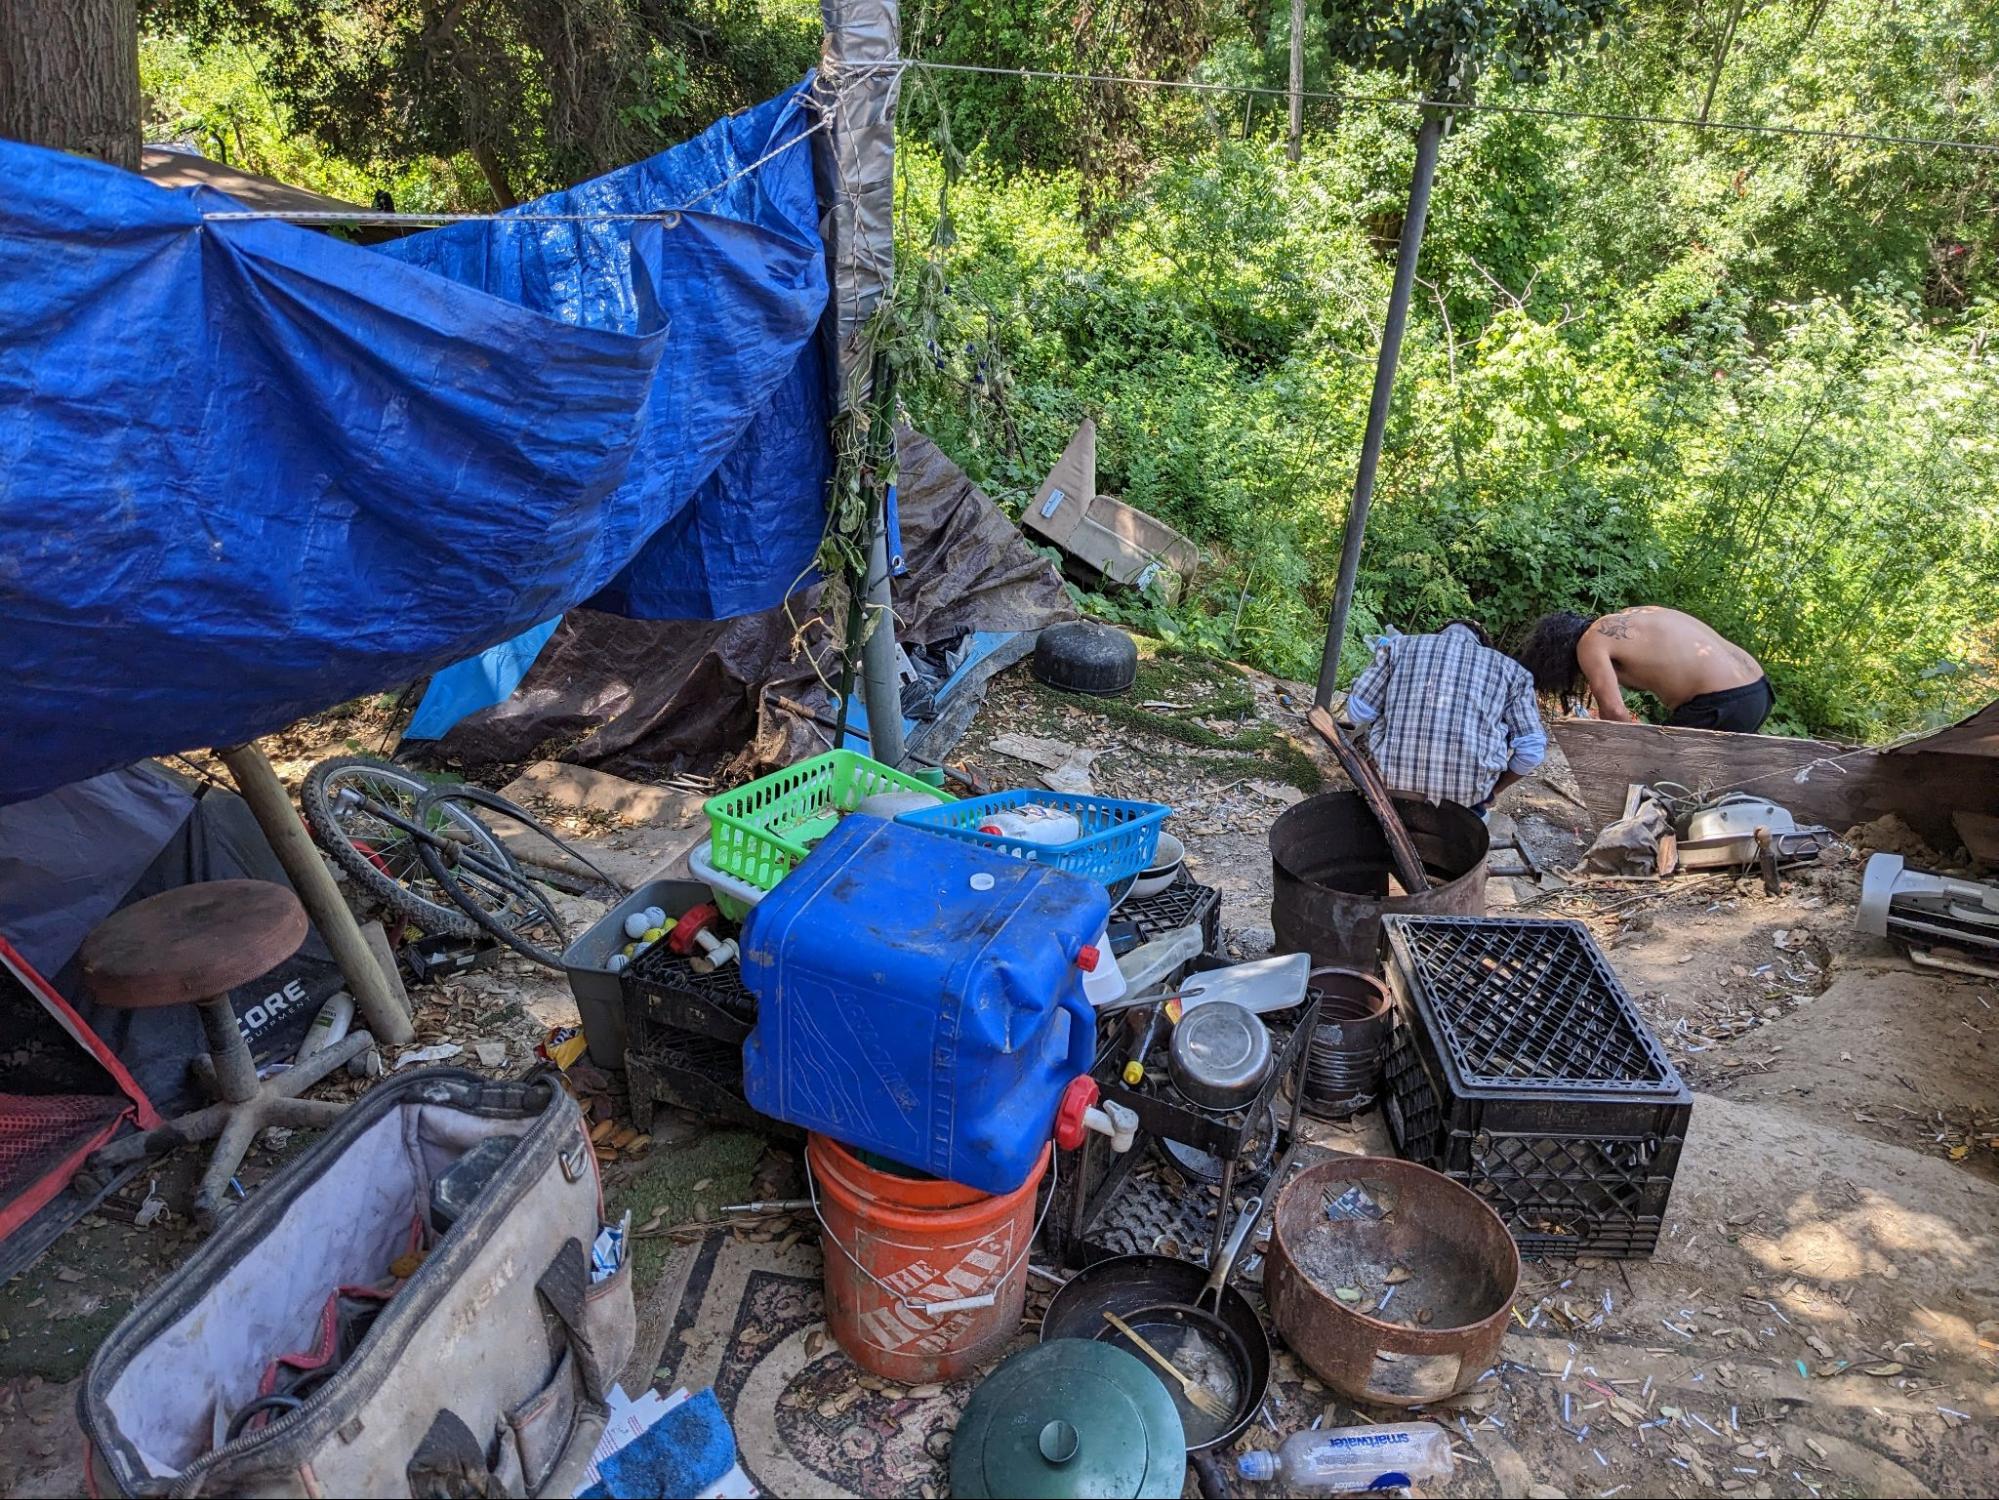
left=1513, top=611, right=1594, bottom=696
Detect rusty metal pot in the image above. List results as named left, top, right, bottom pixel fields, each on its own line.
left=1265, top=1157, right=1518, bottom=1407
left=1269, top=791, right=1488, bottom=972
left=1298, top=968, right=1393, bottom=1119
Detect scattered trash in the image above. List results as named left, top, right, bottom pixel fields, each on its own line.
left=1236, top=1422, right=1455, bottom=1492
left=989, top=732, right=1100, bottom=795
left=391, top=1042, right=463, bottom=1070
left=581, top=1386, right=751, bottom=1499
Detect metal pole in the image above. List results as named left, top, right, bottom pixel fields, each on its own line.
left=859, top=354, right=905, bottom=766
left=1313, top=109, right=1446, bottom=708
left=1287, top=0, right=1305, bottom=163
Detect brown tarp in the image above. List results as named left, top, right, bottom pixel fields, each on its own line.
left=425, top=430, right=1074, bottom=777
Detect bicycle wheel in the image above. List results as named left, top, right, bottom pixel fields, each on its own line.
left=413, top=785, right=584, bottom=968
left=300, top=756, right=523, bottom=939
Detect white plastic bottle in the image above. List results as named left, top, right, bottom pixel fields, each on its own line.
left=1235, top=1422, right=1454, bottom=1492
left=975, top=805, right=1082, bottom=847
left=294, top=991, right=355, bottom=1065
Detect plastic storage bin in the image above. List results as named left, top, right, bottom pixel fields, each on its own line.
left=704, top=750, right=948, bottom=893
left=688, top=838, right=766, bottom=922
left=895, top=790, right=1168, bottom=885
left=740, top=814, right=1110, bottom=1195
left=559, top=877, right=714, bottom=1068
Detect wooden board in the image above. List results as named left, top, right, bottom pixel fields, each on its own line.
left=1548, top=718, right=1999, bottom=845
left=1888, top=697, right=1999, bottom=758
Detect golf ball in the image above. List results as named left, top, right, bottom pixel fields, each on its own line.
left=624, top=912, right=651, bottom=939
left=642, top=905, right=667, bottom=930
left=606, top=953, right=629, bottom=974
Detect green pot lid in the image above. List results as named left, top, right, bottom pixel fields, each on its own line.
left=951, top=1340, right=1187, bottom=1499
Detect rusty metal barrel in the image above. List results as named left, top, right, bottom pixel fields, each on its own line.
left=1269, top=791, right=1487, bottom=972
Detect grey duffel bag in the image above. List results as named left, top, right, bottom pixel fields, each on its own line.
left=80, top=1068, right=636, bottom=1497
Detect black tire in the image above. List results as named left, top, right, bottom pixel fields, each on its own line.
left=413, top=784, right=592, bottom=969
left=1031, top=620, right=1138, bottom=696
left=300, top=756, right=523, bottom=938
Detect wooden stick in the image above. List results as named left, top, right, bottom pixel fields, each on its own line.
left=1306, top=706, right=1431, bottom=892
left=217, top=741, right=415, bottom=1046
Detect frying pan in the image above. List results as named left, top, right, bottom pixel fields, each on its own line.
left=1039, top=1196, right=1270, bottom=1453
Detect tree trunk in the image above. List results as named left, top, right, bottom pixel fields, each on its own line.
left=1286, top=0, right=1305, bottom=163
left=469, top=139, right=519, bottom=209
left=1699, top=0, right=1746, bottom=124
left=0, top=0, right=141, bottom=170
left=1314, top=108, right=1447, bottom=707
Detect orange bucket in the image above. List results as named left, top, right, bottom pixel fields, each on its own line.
left=807, top=1133, right=1049, bottom=1382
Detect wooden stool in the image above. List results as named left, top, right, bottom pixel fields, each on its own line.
left=82, top=880, right=375, bottom=1229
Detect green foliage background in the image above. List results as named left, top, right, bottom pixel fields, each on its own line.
left=893, top=0, right=1999, bottom=740
left=138, top=0, right=1999, bottom=741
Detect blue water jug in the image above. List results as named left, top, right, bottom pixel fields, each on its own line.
left=740, top=814, right=1108, bottom=1194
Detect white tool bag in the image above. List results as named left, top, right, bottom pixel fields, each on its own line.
left=79, top=1069, right=635, bottom=1498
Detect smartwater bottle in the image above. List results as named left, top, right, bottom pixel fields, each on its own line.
left=1235, top=1421, right=1455, bottom=1491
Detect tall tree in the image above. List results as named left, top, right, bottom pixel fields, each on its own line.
left=0, top=0, right=143, bottom=169
left=146, top=0, right=819, bottom=204
left=1311, top=0, right=1622, bottom=705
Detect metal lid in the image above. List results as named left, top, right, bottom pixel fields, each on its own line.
left=1169, top=1000, right=1273, bottom=1109
left=951, top=1340, right=1187, bottom=1498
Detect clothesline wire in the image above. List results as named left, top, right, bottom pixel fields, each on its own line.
left=191, top=45, right=1999, bottom=227
left=884, top=57, right=1999, bottom=157
left=195, top=112, right=834, bottom=226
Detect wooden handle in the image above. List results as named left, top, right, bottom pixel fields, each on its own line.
left=1103, top=1310, right=1192, bottom=1388
left=1306, top=707, right=1431, bottom=892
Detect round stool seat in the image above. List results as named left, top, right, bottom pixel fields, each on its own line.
left=82, top=880, right=308, bottom=1010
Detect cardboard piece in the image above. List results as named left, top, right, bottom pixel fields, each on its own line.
left=1022, top=420, right=1200, bottom=600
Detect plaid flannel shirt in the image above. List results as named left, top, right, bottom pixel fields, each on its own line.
left=1345, top=625, right=1547, bottom=807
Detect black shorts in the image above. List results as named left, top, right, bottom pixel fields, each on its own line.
left=1667, top=677, right=1774, bottom=733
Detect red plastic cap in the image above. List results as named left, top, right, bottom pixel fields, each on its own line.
left=667, top=902, right=720, bottom=954
left=1053, top=1075, right=1100, bottom=1151
left=1076, top=944, right=1100, bottom=973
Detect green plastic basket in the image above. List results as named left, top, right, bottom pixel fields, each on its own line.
left=704, top=750, right=948, bottom=892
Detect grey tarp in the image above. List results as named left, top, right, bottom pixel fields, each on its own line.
left=425, top=431, right=1074, bottom=775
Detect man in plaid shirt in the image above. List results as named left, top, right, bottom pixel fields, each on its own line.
left=1345, top=622, right=1547, bottom=810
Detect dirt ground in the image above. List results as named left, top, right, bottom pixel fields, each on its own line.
left=3, top=654, right=1997, bottom=1499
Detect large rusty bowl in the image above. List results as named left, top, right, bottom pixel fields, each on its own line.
left=1266, top=1157, right=1518, bottom=1406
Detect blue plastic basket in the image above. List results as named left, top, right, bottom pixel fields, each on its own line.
left=895, top=790, right=1169, bottom=884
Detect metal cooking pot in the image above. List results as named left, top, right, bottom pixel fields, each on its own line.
left=1167, top=1001, right=1271, bottom=1110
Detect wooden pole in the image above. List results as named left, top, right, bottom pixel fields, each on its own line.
left=217, top=742, right=415, bottom=1046
left=1306, top=707, right=1431, bottom=892
left=1287, top=0, right=1305, bottom=164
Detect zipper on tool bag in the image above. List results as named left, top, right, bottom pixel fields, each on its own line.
left=127, top=1086, right=572, bottom=1498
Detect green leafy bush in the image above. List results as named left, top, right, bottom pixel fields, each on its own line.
left=896, top=109, right=1999, bottom=740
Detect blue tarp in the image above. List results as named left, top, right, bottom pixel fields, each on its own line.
left=0, top=83, right=830, bottom=806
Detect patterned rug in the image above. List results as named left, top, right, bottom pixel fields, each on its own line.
left=647, top=1228, right=1325, bottom=1498
left=649, top=1232, right=1015, bottom=1497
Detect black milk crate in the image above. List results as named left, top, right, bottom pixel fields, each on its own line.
left=624, top=944, right=757, bottom=1045
left=625, top=1016, right=797, bottom=1141
left=1112, top=870, right=1221, bottom=957
left=1379, top=915, right=1690, bottom=1259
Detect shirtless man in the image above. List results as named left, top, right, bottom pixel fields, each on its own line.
left=1513, top=607, right=1774, bottom=732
